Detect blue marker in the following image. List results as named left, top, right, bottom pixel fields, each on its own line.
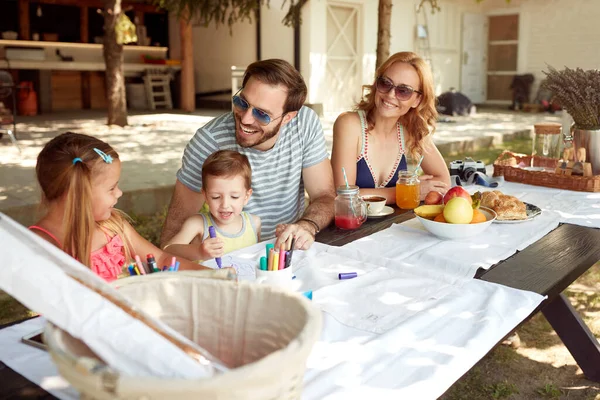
left=174, top=261, right=180, bottom=272
left=208, top=226, right=222, bottom=269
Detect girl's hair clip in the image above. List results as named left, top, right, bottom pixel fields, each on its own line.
left=93, top=148, right=113, bottom=164
left=72, top=157, right=83, bottom=165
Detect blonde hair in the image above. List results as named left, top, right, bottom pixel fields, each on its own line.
left=36, top=132, right=132, bottom=268
left=356, top=51, right=438, bottom=158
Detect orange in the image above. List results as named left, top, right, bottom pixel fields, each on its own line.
left=470, top=209, right=486, bottom=224
left=434, top=213, right=446, bottom=223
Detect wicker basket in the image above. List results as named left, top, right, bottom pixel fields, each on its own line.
left=44, top=272, right=322, bottom=400
left=493, top=150, right=600, bottom=192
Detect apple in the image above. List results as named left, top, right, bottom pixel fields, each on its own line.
left=443, top=186, right=472, bottom=205
left=443, top=197, right=473, bottom=224
left=424, top=191, right=443, bottom=205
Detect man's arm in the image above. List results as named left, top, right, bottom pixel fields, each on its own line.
left=275, top=159, right=335, bottom=250
left=160, top=180, right=206, bottom=246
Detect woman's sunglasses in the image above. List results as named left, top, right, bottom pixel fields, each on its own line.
left=232, top=90, right=286, bottom=126
left=375, top=76, right=422, bottom=101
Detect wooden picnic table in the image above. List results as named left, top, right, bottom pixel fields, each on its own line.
left=1, top=207, right=600, bottom=398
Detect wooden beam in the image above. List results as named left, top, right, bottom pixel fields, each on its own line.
left=80, top=5, right=89, bottom=43
left=19, top=0, right=30, bottom=41
left=81, top=71, right=91, bottom=109
left=33, top=0, right=164, bottom=13
left=180, top=14, right=195, bottom=112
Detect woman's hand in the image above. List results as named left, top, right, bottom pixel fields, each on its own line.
left=419, top=175, right=449, bottom=200
left=200, top=237, right=224, bottom=260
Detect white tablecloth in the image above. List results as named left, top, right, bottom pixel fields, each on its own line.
left=207, top=241, right=545, bottom=399
left=346, top=182, right=600, bottom=278
left=3, top=182, right=598, bottom=399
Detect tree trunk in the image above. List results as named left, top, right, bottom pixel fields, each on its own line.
left=180, top=13, right=195, bottom=112
left=103, top=0, right=128, bottom=127
left=376, top=0, right=393, bottom=70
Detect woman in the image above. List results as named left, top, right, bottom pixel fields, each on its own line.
left=331, top=52, right=450, bottom=203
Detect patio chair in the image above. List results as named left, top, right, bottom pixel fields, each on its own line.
left=0, top=70, right=20, bottom=153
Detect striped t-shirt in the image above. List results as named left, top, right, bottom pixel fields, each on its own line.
left=176, top=106, right=328, bottom=239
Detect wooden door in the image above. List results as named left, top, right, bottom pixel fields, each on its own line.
left=486, top=14, right=519, bottom=102
left=461, top=13, right=486, bottom=103
left=325, top=2, right=362, bottom=113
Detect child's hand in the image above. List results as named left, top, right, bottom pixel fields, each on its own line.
left=200, top=237, right=224, bottom=260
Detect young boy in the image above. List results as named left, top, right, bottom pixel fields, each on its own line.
left=164, top=150, right=260, bottom=261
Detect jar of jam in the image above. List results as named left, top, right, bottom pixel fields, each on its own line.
left=396, top=171, right=420, bottom=209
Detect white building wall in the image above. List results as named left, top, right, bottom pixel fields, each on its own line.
left=169, top=0, right=600, bottom=107
left=471, top=0, right=600, bottom=101
left=169, top=14, right=256, bottom=94
left=301, top=0, right=378, bottom=112
left=260, top=0, right=295, bottom=63
left=383, top=0, right=480, bottom=95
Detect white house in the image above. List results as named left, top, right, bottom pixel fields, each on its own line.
left=169, top=0, right=600, bottom=114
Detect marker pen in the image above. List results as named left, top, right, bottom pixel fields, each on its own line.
left=174, top=261, right=180, bottom=272
left=286, top=237, right=296, bottom=269
left=338, top=272, right=357, bottom=280
left=208, top=226, right=222, bottom=268
left=134, top=255, right=147, bottom=275
left=278, top=245, right=286, bottom=270
left=266, top=243, right=274, bottom=260
left=260, top=256, right=267, bottom=271
left=146, top=254, right=158, bottom=273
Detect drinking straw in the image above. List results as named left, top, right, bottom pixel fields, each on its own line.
left=342, top=167, right=350, bottom=188
left=414, top=155, right=424, bottom=175
left=341, top=167, right=357, bottom=217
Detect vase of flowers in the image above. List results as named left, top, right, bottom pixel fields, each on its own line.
left=542, top=66, right=600, bottom=175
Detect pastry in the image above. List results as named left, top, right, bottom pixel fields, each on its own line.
left=481, top=190, right=527, bottom=220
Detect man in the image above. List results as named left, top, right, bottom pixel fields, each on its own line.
left=161, top=59, right=335, bottom=250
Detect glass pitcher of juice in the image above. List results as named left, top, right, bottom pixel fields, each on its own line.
left=334, top=185, right=367, bottom=230
left=396, top=171, right=420, bottom=209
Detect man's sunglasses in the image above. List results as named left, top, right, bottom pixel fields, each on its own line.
left=375, top=76, right=422, bottom=101
left=232, top=89, right=286, bottom=126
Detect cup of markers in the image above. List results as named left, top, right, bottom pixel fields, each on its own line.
left=127, top=254, right=180, bottom=276
left=256, top=242, right=295, bottom=288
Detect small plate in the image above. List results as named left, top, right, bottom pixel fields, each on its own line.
left=493, top=202, right=542, bottom=224
left=368, top=205, right=394, bottom=218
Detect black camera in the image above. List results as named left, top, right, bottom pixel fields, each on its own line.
left=449, top=157, right=486, bottom=181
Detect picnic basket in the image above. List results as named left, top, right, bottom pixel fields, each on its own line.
left=493, top=150, right=600, bottom=192
left=44, top=272, right=322, bottom=400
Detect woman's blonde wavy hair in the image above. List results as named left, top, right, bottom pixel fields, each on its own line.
left=36, top=132, right=132, bottom=269
left=356, top=51, right=438, bottom=159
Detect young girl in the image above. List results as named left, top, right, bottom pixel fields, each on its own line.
left=164, top=150, right=261, bottom=262
left=30, top=132, right=211, bottom=282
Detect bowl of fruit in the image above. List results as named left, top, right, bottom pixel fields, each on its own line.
left=414, top=187, right=496, bottom=240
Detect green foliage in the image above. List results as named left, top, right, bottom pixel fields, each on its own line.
left=0, top=292, right=36, bottom=326
left=536, top=383, right=563, bottom=398
left=129, top=208, right=168, bottom=248
left=486, top=381, right=519, bottom=399
left=116, top=13, right=137, bottom=44
left=441, top=136, right=533, bottom=168
left=151, top=0, right=305, bottom=28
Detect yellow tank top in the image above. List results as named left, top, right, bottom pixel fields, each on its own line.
left=201, top=211, right=258, bottom=255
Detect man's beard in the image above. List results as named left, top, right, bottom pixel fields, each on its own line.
left=235, top=116, right=284, bottom=149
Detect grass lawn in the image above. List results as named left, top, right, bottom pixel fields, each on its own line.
left=2, top=136, right=599, bottom=398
